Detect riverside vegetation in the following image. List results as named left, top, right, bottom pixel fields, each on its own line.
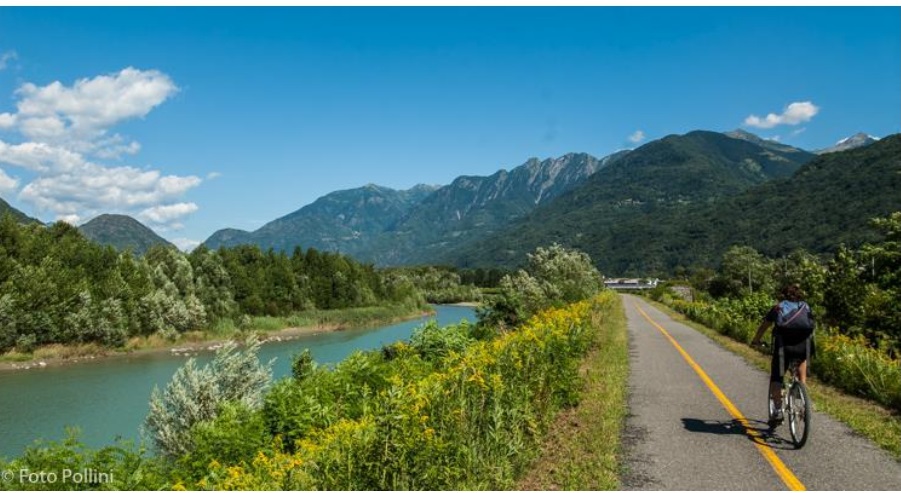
left=0, top=213, right=465, bottom=363
left=0, top=244, right=627, bottom=490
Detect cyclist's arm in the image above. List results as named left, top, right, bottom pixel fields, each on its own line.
left=751, top=319, right=772, bottom=346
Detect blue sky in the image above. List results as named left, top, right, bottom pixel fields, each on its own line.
left=0, top=7, right=898, bottom=250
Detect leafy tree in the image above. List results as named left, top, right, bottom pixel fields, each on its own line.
left=144, top=336, right=272, bottom=459
left=711, top=245, right=775, bottom=298
left=479, top=244, right=602, bottom=329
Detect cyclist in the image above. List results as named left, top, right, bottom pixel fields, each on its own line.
left=750, top=283, right=815, bottom=423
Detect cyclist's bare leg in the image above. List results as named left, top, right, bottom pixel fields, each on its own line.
left=799, top=360, right=808, bottom=384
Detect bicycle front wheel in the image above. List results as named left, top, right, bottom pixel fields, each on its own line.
left=787, top=381, right=811, bottom=448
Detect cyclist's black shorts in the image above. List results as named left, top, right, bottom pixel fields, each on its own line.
left=770, top=333, right=814, bottom=384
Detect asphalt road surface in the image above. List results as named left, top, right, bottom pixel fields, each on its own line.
left=621, top=294, right=901, bottom=490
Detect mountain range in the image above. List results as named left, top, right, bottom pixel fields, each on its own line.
left=204, top=151, right=627, bottom=264
left=448, top=132, right=900, bottom=275
left=0, top=129, right=890, bottom=276
left=816, top=132, right=880, bottom=154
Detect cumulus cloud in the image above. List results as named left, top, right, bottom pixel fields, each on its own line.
left=8, top=67, right=178, bottom=158
left=628, top=130, right=646, bottom=144
left=0, top=168, right=18, bottom=194
left=744, top=101, right=820, bottom=129
left=138, top=202, right=199, bottom=224
left=0, top=51, right=16, bottom=71
left=0, top=66, right=201, bottom=227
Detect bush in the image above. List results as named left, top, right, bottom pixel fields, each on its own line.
left=0, top=429, right=166, bottom=490
left=144, top=336, right=272, bottom=459
left=480, top=244, right=602, bottom=330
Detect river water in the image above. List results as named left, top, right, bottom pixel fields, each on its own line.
left=0, top=305, right=476, bottom=459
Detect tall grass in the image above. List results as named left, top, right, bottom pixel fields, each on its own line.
left=196, top=292, right=620, bottom=490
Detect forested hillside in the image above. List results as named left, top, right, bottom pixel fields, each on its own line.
left=204, top=184, right=437, bottom=255
left=78, top=214, right=176, bottom=255
left=446, top=130, right=816, bottom=273
left=0, top=197, right=39, bottom=225
left=594, top=133, right=901, bottom=274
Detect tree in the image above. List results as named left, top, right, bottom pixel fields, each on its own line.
left=713, top=245, right=776, bottom=298
left=144, top=336, right=273, bottom=459
left=479, top=244, right=602, bottom=329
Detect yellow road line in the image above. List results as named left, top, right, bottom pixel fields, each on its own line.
left=633, top=302, right=806, bottom=491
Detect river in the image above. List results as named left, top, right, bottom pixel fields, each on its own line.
left=0, top=305, right=476, bottom=459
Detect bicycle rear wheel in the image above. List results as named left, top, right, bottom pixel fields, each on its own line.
left=787, top=381, right=811, bottom=448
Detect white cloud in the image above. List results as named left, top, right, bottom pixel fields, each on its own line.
left=8, top=67, right=178, bottom=157
left=0, top=113, right=16, bottom=129
left=0, top=141, right=87, bottom=173
left=58, top=214, right=81, bottom=225
left=0, top=168, right=18, bottom=194
left=206, top=171, right=222, bottom=180
left=744, top=101, right=819, bottom=129
left=628, top=130, right=646, bottom=144
left=0, top=51, right=16, bottom=71
left=171, top=237, right=201, bottom=252
left=0, top=66, right=201, bottom=228
left=137, top=202, right=199, bottom=224
left=790, top=127, right=807, bottom=137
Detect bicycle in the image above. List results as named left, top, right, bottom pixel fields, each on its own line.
left=757, top=341, right=811, bottom=449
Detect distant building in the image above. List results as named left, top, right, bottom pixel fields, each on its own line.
left=604, top=278, right=659, bottom=290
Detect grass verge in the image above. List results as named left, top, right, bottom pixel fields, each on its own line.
left=644, top=297, right=901, bottom=460
left=517, top=295, right=629, bottom=490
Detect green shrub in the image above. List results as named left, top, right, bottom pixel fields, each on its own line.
left=0, top=429, right=165, bottom=491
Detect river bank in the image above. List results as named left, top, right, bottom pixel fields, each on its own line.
left=0, top=304, right=434, bottom=372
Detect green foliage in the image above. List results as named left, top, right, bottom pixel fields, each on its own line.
left=144, top=336, right=273, bottom=459
left=385, top=266, right=482, bottom=304
left=0, top=217, right=425, bottom=354
left=0, top=429, right=166, bottom=490
left=291, top=348, right=315, bottom=381
left=409, top=320, right=474, bottom=361
left=479, top=244, right=602, bottom=329
left=711, top=245, right=776, bottom=298
left=174, top=403, right=271, bottom=484
left=3, top=292, right=620, bottom=491
left=200, top=293, right=617, bottom=490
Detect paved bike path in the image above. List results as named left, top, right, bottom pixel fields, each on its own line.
left=621, top=294, right=901, bottom=490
